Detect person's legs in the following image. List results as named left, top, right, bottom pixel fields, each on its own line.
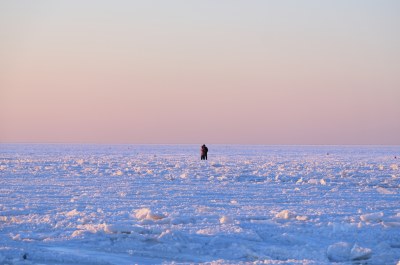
left=205, top=154, right=207, bottom=160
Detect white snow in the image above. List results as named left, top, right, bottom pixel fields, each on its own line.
left=0, top=144, right=399, bottom=264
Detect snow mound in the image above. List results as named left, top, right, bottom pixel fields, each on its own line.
left=134, top=208, right=166, bottom=221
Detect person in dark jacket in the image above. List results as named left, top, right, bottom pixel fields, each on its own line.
left=201, top=144, right=208, bottom=160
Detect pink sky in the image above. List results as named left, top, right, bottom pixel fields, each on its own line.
left=1, top=1, right=399, bottom=144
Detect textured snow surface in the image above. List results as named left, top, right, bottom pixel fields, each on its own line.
left=0, top=144, right=399, bottom=264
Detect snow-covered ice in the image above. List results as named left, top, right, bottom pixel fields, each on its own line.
left=0, top=144, right=399, bottom=264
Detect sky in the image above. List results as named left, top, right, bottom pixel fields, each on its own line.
left=1, top=1, right=399, bottom=145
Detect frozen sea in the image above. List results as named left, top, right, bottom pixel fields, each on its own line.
left=0, top=144, right=399, bottom=265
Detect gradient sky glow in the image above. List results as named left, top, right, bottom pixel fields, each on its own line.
left=1, top=1, right=399, bottom=144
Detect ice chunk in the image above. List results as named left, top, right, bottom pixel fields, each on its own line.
left=158, top=229, right=190, bottom=244
left=377, top=187, right=396, bottom=194
left=308, top=179, right=319, bottom=185
left=66, top=209, right=80, bottom=217
left=307, top=178, right=326, bottom=185
left=0, top=216, right=8, bottom=222
left=219, top=215, right=233, bottom=224
left=113, top=170, right=123, bottom=176
left=360, top=212, right=384, bottom=223
left=104, top=224, right=132, bottom=234
left=217, top=175, right=228, bottom=181
left=327, top=242, right=372, bottom=262
left=382, top=221, right=400, bottom=228
left=307, top=179, right=326, bottom=185
left=327, top=242, right=352, bottom=262
left=350, top=244, right=372, bottom=261
left=296, top=215, right=308, bottom=221
left=135, top=208, right=152, bottom=219
left=134, top=208, right=165, bottom=221
left=275, top=210, right=294, bottom=219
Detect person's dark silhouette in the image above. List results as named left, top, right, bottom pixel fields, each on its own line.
left=201, top=144, right=208, bottom=160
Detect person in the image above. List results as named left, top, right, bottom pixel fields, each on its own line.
left=201, top=144, right=208, bottom=160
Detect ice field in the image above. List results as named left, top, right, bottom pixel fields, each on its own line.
left=0, top=144, right=399, bottom=264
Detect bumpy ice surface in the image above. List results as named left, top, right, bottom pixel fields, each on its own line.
left=0, top=144, right=399, bottom=264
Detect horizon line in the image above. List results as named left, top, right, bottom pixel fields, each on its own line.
left=1, top=142, right=399, bottom=147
